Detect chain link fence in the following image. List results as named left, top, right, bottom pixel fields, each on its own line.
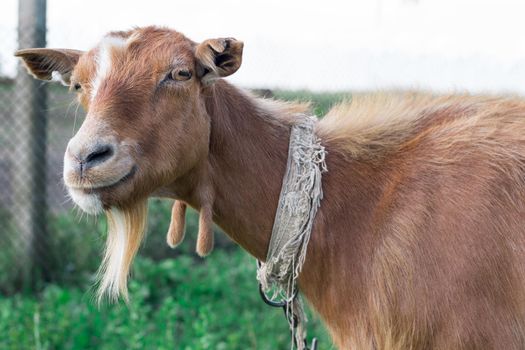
left=0, top=3, right=91, bottom=292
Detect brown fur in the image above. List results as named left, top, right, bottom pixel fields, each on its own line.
left=16, top=26, right=525, bottom=349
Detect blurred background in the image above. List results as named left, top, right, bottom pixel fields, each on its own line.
left=1, top=0, right=524, bottom=349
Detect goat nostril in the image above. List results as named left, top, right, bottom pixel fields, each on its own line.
left=84, top=144, right=114, bottom=168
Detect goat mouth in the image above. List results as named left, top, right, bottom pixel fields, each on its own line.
left=76, top=166, right=137, bottom=194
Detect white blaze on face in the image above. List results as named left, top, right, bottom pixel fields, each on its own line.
left=91, top=36, right=127, bottom=101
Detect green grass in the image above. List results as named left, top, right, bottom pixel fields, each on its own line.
left=0, top=251, right=331, bottom=350
left=273, top=90, right=351, bottom=117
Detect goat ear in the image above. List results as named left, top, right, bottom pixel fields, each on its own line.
left=14, top=48, right=83, bottom=86
left=195, top=37, right=243, bottom=84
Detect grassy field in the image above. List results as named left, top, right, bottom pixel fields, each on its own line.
left=0, top=87, right=350, bottom=349
left=0, top=202, right=334, bottom=350
left=0, top=251, right=332, bottom=350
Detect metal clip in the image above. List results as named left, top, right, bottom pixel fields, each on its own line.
left=258, top=282, right=318, bottom=350
left=305, top=337, right=318, bottom=350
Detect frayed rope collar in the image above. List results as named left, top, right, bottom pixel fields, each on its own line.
left=257, top=115, right=327, bottom=350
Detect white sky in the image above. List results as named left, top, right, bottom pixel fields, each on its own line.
left=2, top=0, right=525, bottom=93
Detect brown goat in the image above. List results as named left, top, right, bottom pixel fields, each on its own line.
left=16, top=26, right=525, bottom=349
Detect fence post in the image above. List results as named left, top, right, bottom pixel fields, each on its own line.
left=12, top=0, right=49, bottom=287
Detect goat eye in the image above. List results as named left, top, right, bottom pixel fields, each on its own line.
left=169, top=69, right=192, bottom=81
left=73, top=83, right=81, bottom=91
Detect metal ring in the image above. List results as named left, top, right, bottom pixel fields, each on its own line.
left=258, top=282, right=300, bottom=307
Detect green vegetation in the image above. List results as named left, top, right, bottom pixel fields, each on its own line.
left=0, top=89, right=347, bottom=349
left=0, top=250, right=331, bottom=350
left=1, top=200, right=333, bottom=349
left=273, top=90, right=351, bottom=117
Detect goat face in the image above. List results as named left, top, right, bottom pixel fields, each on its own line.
left=16, top=27, right=244, bottom=214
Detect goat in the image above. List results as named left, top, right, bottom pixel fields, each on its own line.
left=16, top=26, right=525, bottom=349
